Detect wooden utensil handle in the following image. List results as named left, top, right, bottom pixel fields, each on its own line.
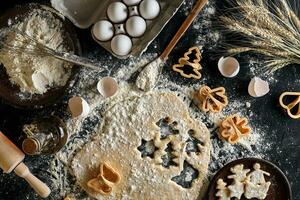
left=14, top=162, right=51, bottom=198
left=160, top=0, right=209, bottom=60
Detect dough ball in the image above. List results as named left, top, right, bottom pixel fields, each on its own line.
left=92, top=20, right=114, bottom=41
left=123, top=0, right=141, bottom=6
left=139, top=0, right=160, bottom=20
left=107, top=2, right=128, bottom=23
left=126, top=16, right=146, bottom=37
left=111, top=34, right=132, bottom=56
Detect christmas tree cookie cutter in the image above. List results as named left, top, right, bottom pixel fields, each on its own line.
left=172, top=46, right=202, bottom=79
left=279, top=92, right=300, bottom=119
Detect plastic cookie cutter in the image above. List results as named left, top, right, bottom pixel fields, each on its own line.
left=279, top=92, right=300, bottom=119
left=194, top=86, right=228, bottom=113
left=87, top=162, right=121, bottom=195
left=219, top=114, right=251, bottom=144
left=172, top=46, right=202, bottom=79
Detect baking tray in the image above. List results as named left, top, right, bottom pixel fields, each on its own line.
left=51, top=0, right=185, bottom=59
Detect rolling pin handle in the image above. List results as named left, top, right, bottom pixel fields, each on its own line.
left=14, top=162, right=51, bottom=198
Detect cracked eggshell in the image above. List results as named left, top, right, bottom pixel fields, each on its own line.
left=111, top=34, right=132, bottom=56
left=126, top=16, right=146, bottom=37
left=92, top=20, right=114, bottom=42
left=139, top=0, right=160, bottom=20
left=218, top=56, right=240, bottom=78
left=68, top=97, right=90, bottom=118
left=123, top=0, right=141, bottom=6
left=97, top=77, right=118, bottom=98
left=107, top=2, right=128, bottom=23
left=248, top=77, right=270, bottom=97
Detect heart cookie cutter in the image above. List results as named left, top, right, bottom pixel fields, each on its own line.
left=279, top=92, right=300, bottom=119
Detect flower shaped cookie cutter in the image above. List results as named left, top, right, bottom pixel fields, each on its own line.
left=194, top=86, right=228, bottom=113
left=172, top=46, right=202, bottom=79
left=219, top=115, right=251, bottom=144
left=87, top=162, right=121, bottom=195
left=279, top=92, right=300, bottom=119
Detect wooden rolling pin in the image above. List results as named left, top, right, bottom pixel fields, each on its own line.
left=0, top=131, right=51, bottom=198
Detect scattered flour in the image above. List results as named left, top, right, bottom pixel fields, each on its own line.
left=45, top=1, right=273, bottom=199
left=0, top=9, right=71, bottom=95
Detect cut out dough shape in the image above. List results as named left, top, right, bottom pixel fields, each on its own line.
left=215, top=179, right=231, bottom=200
left=215, top=163, right=271, bottom=200
left=72, top=92, right=211, bottom=200
left=219, top=115, right=251, bottom=144
left=172, top=46, right=202, bottom=79
left=244, top=163, right=271, bottom=199
left=194, top=86, right=228, bottom=113
left=279, top=92, right=300, bottom=119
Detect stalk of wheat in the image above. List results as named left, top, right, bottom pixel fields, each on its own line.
left=221, top=0, right=300, bottom=73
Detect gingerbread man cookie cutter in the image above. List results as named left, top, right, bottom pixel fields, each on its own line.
left=87, top=162, right=121, bottom=195
left=172, top=46, right=202, bottom=79
left=279, top=92, right=300, bottom=119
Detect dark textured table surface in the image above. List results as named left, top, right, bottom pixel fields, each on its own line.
left=0, top=0, right=299, bottom=200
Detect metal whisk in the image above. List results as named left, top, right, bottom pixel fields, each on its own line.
left=0, top=30, right=106, bottom=72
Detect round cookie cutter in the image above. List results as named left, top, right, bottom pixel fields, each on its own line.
left=207, top=158, right=292, bottom=200
left=0, top=3, right=81, bottom=109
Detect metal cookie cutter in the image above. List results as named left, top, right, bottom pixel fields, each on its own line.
left=279, top=92, right=300, bottom=119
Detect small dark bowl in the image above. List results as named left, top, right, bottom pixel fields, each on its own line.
left=207, top=158, right=292, bottom=200
left=0, top=3, right=81, bottom=109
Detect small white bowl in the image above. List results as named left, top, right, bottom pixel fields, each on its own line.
left=218, top=56, right=240, bottom=78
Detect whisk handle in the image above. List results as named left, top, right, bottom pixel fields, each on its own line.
left=52, top=52, right=106, bottom=72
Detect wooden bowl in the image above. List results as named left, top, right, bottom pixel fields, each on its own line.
left=207, top=158, right=292, bottom=200
left=0, top=3, right=81, bottom=109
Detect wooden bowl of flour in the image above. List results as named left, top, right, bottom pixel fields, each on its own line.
left=0, top=3, right=81, bottom=109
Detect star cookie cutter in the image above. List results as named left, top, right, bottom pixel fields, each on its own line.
left=194, top=86, right=228, bottom=113
left=219, top=115, right=251, bottom=144
left=87, top=162, right=121, bottom=195
left=172, top=46, right=202, bottom=79
left=279, top=92, right=300, bottom=119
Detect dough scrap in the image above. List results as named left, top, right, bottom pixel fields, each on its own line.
left=72, top=92, right=211, bottom=200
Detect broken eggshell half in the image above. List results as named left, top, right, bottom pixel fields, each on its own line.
left=248, top=77, right=270, bottom=97
left=68, top=96, right=90, bottom=118
left=218, top=57, right=240, bottom=78
left=97, top=77, right=118, bottom=98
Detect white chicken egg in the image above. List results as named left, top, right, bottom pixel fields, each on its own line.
left=126, top=16, right=146, bottom=37
left=92, top=20, right=114, bottom=42
left=123, top=0, right=141, bottom=6
left=139, top=0, right=160, bottom=20
left=107, top=2, right=128, bottom=23
left=111, top=34, right=132, bottom=56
